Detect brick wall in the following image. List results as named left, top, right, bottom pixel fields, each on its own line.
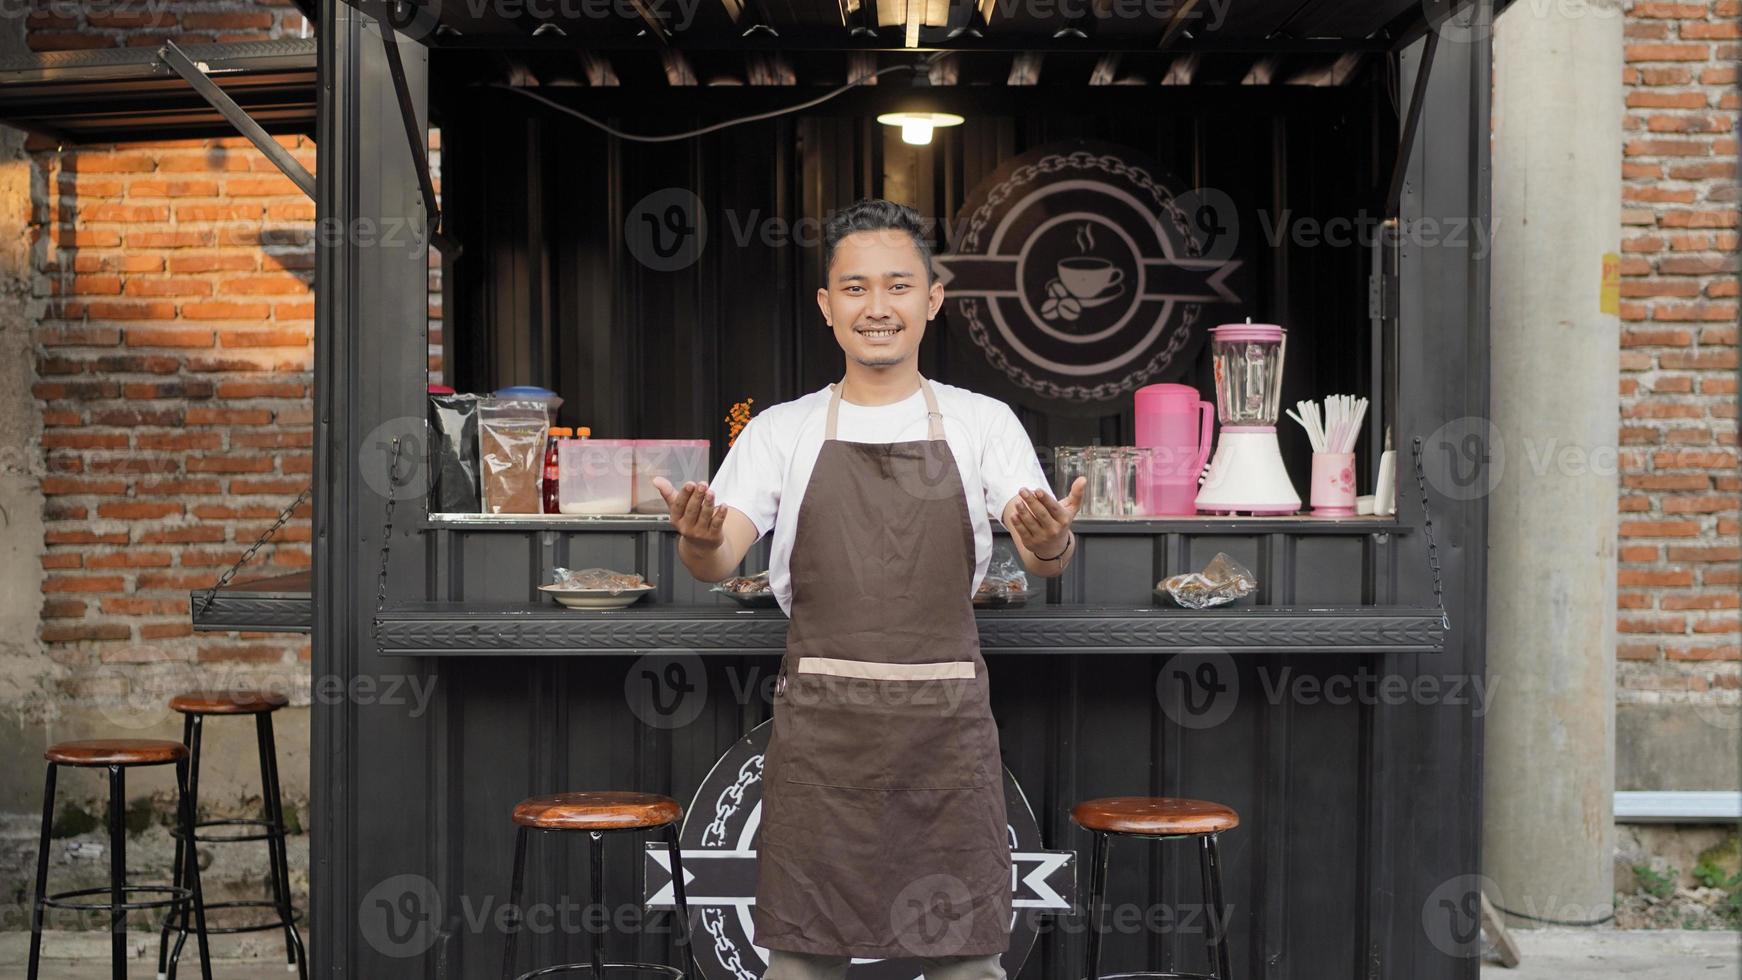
left=1617, top=1, right=1740, bottom=714
left=23, top=1, right=320, bottom=695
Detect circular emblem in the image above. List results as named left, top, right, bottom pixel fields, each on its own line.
left=939, top=141, right=1241, bottom=411
left=643, top=721, right=1074, bottom=980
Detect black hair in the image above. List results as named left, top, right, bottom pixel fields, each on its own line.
left=822, top=198, right=936, bottom=285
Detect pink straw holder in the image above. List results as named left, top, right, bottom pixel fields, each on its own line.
left=1309, top=452, right=1357, bottom=517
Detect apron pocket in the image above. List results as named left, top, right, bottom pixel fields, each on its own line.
left=778, top=659, right=994, bottom=791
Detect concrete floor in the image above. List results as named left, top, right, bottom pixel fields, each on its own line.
left=0, top=930, right=304, bottom=978
left=2, top=926, right=1736, bottom=978
left=1482, top=928, right=1739, bottom=980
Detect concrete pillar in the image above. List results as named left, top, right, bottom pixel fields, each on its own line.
left=1484, top=0, right=1623, bottom=925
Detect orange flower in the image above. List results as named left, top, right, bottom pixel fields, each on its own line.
left=726, top=397, right=756, bottom=447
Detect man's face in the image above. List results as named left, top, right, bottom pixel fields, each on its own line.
left=817, top=229, right=946, bottom=369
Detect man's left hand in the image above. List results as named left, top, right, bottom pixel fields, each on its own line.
left=1011, top=477, right=1085, bottom=559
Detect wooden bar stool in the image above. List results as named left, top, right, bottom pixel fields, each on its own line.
left=27, top=739, right=213, bottom=980
left=1071, top=797, right=1240, bottom=980
left=501, top=791, right=699, bottom=980
left=157, top=690, right=306, bottom=980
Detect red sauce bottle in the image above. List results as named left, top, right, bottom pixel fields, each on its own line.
left=542, top=427, right=571, bottom=514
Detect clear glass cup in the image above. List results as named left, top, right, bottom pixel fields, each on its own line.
left=1052, top=446, right=1086, bottom=501
left=1124, top=446, right=1154, bottom=516
left=1083, top=447, right=1127, bottom=518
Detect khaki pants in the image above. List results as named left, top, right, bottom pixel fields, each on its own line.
left=761, top=949, right=1007, bottom=980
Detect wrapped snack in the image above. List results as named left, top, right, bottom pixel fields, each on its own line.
left=1157, top=552, right=1257, bottom=609
left=716, top=570, right=771, bottom=595
left=550, top=567, right=651, bottom=593
left=428, top=392, right=480, bottom=513
left=712, top=569, right=778, bottom=607
left=478, top=398, right=548, bottom=514
left=974, top=546, right=1033, bottom=605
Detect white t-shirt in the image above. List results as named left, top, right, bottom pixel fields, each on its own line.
left=708, top=380, right=1051, bottom=616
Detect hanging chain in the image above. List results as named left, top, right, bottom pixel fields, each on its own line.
left=1410, top=436, right=1451, bottom=635
left=196, top=484, right=314, bottom=617
left=372, top=437, right=407, bottom=646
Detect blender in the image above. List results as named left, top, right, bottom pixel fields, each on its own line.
left=1195, top=321, right=1301, bottom=515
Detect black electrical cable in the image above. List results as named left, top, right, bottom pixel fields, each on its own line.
left=490, top=52, right=951, bottom=144
left=1493, top=905, right=1616, bottom=928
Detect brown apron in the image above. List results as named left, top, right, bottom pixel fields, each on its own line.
left=752, top=376, right=1012, bottom=961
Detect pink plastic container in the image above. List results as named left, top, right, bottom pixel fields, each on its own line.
left=633, top=439, right=710, bottom=514
left=557, top=439, right=636, bottom=515
left=1134, top=383, right=1215, bottom=515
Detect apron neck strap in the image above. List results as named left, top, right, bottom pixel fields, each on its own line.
left=825, top=375, right=945, bottom=441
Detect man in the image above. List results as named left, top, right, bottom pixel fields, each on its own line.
left=653, top=198, right=1084, bottom=980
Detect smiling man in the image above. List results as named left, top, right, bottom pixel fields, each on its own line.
left=653, top=198, right=1084, bottom=980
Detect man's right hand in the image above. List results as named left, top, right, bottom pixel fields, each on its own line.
left=652, top=477, right=728, bottom=549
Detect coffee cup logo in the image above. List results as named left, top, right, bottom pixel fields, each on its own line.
left=937, top=141, right=1243, bottom=408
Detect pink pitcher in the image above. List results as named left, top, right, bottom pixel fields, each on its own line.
left=1134, top=383, right=1214, bottom=515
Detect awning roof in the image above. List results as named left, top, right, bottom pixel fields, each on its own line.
left=407, top=0, right=1493, bottom=52
left=0, top=39, right=315, bottom=144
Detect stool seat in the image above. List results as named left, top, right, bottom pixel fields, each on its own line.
left=45, top=739, right=187, bottom=767
left=170, top=690, right=290, bottom=715
left=1071, top=796, right=1240, bottom=836
left=511, top=791, right=681, bottom=831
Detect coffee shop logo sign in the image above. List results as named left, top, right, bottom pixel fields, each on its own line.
left=937, top=141, right=1240, bottom=408
left=643, top=722, right=1074, bottom=980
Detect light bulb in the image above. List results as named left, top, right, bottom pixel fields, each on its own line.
left=900, top=119, right=934, bottom=145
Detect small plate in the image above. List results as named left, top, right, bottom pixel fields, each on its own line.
left=539, top=584, right=654, bottom=610
left=974, top=586, right=1041, bottom=608
left=714, top=588, right=780, bottom=609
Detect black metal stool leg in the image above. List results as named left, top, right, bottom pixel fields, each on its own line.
left=159, top=714, right=195, bottom=979
left=589, top=830, right=606, bottom=980
left=1200, top=834, right=1230, bottom=980
left=258, top=713, right=308, bottom=979
left=502, top=827, right=529, bottom=980
left=108, top=765, right=126, bottom=980
left=170, top=755, right=215, bottom=980
left=1083, top=831, right=1110, bottom=980
left=168, top=716, right=204, bottom=980
left=27, top=763, right=56, bottom=980
left=664, top=823, right=699, bottom=979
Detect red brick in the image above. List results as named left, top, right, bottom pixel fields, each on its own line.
left=41, top=623, right=133, bottom=643
left=1617, top=643, right=1663, bottom=661
left=216, top=381, right=305, bottom=398
left=43, top=575, right=126, bottom=593
left=100, top=597, right=188, bottom=616
left=41, top=599, right=87, bottom=619
left=140, top=622, right=194, bottom=640
left=96, top=501, right=183, bottom=520
left=168, top=254, right=257, bottom=274
left=135, top=432, right=222, bottom=451
left=182, top=301, right=272, bottom=320
left=123, top=278, right=213, bottom=297
left=187, top=455, right=275, bottom=473
left=1664, top=594, right=1741, bottom=611
left=40, top=326, right=122, bottom=347
left=124, top=328, right=215, bottom=348
left=127, top=230, right=214, bottom=249
left=1619, top=568, right=1698, bottom=587
left=229, top=478, right=308, bottom=495
left=45, top=529, right=128, bottom=546
left=186, top=407, right=271, bottom=426
left=1667, top=545, right=1742, bottom=562
left=136, top=478, right=224, bottom=496
left=218, top=329, right=309, bottom=348
left=222, top=275, right=309, bottom=296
